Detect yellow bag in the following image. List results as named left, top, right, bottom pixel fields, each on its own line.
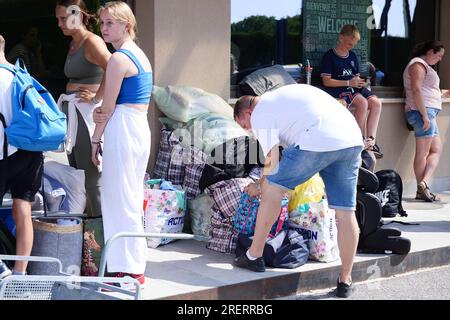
left=288, top=174, right=325, bottom=213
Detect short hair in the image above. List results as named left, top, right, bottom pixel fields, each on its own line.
left=99, top=1, right=137, bottom=40
left=234, top=95, right=255, bottom=120
left=0, top=35, right=5, bottom=52
left=340, top=24, right=360, bottom=38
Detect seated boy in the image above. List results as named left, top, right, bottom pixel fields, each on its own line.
left=320, top=24, right=383, bottom=158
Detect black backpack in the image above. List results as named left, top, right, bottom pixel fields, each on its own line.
left=356, top=168, right=411, bottom=255
left=374, top=170, right=407, bottom=218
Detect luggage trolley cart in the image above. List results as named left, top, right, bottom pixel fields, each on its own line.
left=0, top=254, right=141, bottom=300
left=98, top=232, right=196, bottom=278
left=0, top=214, right=142, bottom=300
left=1, top=230, right=196, bottom=299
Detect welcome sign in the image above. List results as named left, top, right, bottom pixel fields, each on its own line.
left=302, top=0, right=372, bottom=73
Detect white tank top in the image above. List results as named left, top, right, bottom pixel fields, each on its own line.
left=403, top=57, right=442, bottom=111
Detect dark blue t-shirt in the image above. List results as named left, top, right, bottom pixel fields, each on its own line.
left=320, top=49, right=361, bottom=98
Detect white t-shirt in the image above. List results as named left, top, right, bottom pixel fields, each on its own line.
left=0, top=67, right=18, bottom=159
left=250, top=84, right=363, bottom=156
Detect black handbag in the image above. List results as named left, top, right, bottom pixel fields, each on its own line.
left=236, top=229, right=309, bottom=269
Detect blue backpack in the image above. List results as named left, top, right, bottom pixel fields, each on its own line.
left=0, top=60, right=66, bottom=153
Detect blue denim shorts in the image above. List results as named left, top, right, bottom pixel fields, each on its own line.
left=267, top=146, right=362, bottom=211
left=405, top=108, right=440, bottom=138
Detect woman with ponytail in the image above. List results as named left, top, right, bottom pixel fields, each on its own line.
left=404, top=40, right=449, bottom=202
left=55, top=0, right=111, bottom=217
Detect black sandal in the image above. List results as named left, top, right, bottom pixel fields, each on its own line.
left=371, top=143, right=383, bottom=159
left=365, top=136, right=383, bottom=159
left=416, top=182, right=433, bottom=202
left=423, top=181, right=441, bottom=202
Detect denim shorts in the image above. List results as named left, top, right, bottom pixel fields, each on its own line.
left=267, top=145, right=363, bottom=211
left=405, top=108, right=440, bottom=138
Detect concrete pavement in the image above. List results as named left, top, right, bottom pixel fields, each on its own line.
left=44, top=151, right=450, bottom=300
left=292, top=265, right=450, bottom=300
left=139, top=192, right=450, bottom=300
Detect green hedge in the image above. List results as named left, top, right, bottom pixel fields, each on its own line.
left=232, top=32, right=302, bottom=70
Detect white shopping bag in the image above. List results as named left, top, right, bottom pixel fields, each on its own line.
left=289, top=198, right=339, bottom=263
left=143, top=187, right=187, bottom=248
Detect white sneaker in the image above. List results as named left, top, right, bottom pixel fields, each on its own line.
left=104, top=273, right=145, bottom=292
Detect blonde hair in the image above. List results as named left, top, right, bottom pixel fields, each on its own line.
left=340, top=24, right=360, bottom=38
left=99, top=1, right=137, bottom=40
left=0, top=35, right=5, bottom=52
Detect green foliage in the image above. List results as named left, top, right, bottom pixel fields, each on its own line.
left=231, top=15, right=276, bottom=34
left=286, top=32, right=302, bottom=65
left=287, top=15, right=302, bottom=33
left=231, top=14, right=303, bottom=70
left=231, top=14, right=302, bottom=33
left=232, top=32, right=275, bottom=69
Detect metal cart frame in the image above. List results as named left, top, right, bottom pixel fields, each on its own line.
left=1, top=232, right=197, bottom=300
left=0, top=255, right=140, bottom=300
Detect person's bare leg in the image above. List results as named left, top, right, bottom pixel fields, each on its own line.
left=335, top=210, right=359, bottom=284
left=350, top=95, right=368, bottom=136
left=414, top=137, right=433, bottom=184
left=12, top=199, right=33, bottom=273
left=366, top=97, right=382, bottom=139
left=421, top=136, right=442, bottom=184
left=248, top=180, right=285, bottom=258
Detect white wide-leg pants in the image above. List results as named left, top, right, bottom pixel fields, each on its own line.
left=101, top=105, right=151, bottom=274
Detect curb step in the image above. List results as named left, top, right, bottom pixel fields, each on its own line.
left=159, top=246, right=450, bottom=300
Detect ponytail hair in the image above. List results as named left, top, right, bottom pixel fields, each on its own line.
left=56, top=0, right=98, bottom=31
left=411, top=40, right=444, bottom=59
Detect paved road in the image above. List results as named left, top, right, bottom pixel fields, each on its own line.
left=291, top=265, right=450, bottom=300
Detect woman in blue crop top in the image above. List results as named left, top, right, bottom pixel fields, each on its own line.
left=56, top=0, right=112, bottom=218
left=91, top=1, right=153, bottom=288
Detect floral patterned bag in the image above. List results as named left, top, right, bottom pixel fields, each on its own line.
left=143, top=182, right=187, bottom=248
left=289, top=198, right=339, bottom=263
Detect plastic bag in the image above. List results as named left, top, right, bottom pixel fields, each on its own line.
left=43, top=161, right=86, bottom=214
left=288, top=174, right=325, bottom=213
left=188, top=194, right=214, bottom=240
left=153, top=85, right=234, bottom=122
left=234, top=193, right=289, bottom=238
left=289, top=199, right=339, bottom=263
left=143, top=185, right=187, bottom=248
